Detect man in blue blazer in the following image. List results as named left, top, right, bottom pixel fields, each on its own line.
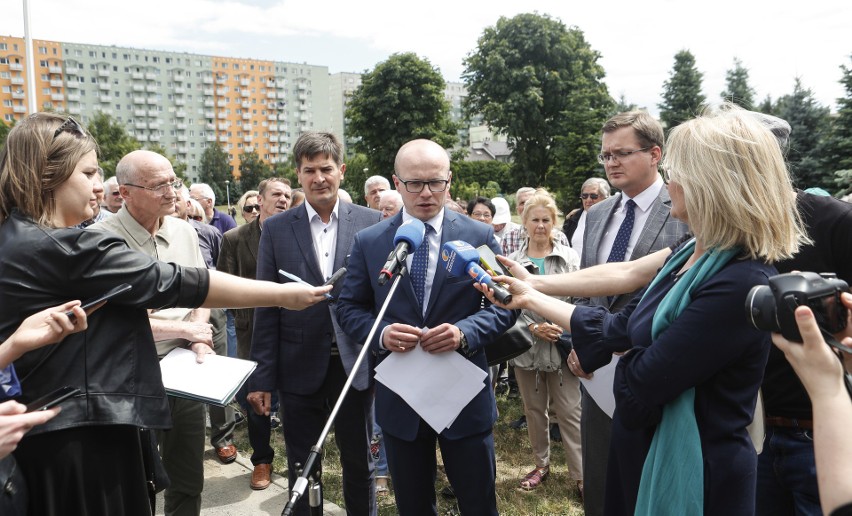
left=337, top=139, right=516, bottom=515
left=248, top=132, right=381, bottom=516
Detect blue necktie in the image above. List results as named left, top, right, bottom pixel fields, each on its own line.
left=607, top=199, right=636, bottom=263
left=411, top=223, right=433, bottom=310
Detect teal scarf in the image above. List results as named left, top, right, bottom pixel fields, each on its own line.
left=633, top=240, right=740, bottom=516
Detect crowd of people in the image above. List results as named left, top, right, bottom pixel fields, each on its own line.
left=0, top=104, right=850, bottom=516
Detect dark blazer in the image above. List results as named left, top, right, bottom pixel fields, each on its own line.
left=580, top=187, right=689, bottom=311
left=336, top=209, right=517, bottom=441
left=249, top=202, right=381, bottom=394
left=217, top=217, right=261, bottom=359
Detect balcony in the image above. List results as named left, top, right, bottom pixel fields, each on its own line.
left=51, top=93, right=64, bottom=102
left=146, top=97, right=158, bottom=105
left=202, top=76, right=213, bottom=84
left=240, top=90, right=249, bottom=98
left=204, top=100, right=214, bottom=107
left=218, top=122, right=229, bottom=130
left=278, top=113, right=287, bottom=121
left=217, top=112, right=227, bottom=119
left=279, top=134, right=289, bottom=142
left=172, top=74, right=184, bottom=82
left=296, top=81, right=307, bottom=90
left=68, top=105, right=81, bottom=115
left=13, top=105, right=27, bottom=113
left=132, top=72, right=144, bottom=80
left=145, top=85, right=157, bottom=93
left=175, top=99, right=185, bottom=106
left=270, top=145, right=279, bottom=153
left=298, top=92, right=307, bottom=100
left=9, top=63, right=23, bottom=71
left=266, top=91, right=277, bottom=99
left=67, top=93, right=80, bottom=102
left=176, top=123, right=187, bottom=130
left=174, top=87, right=185, bottom=95
left=217, top=99, right=227, bottom=107
left=241, top=101, right=250, bottom=109
left=216, top=88, right=227, bottom=95
left=219, top=135, right=228, bottom=142
left=278, top=123, right=288, bottom=131
left=132, top=84, right=145, bottom=92
left=203, top=89, right=214, bottom=97
left=136, top=134, right=147, bottom=142
left=133, top=109, right=147, bottom=118
left=147, top=109, right=159, bottom=117
left=177, top=146, right=187, bottom=154
left=175, top=110, right=187, bottom=118
left=11, top=91, right=25, bottom=99
left=98, top=70, right=110, bottom=77
left=300, top=113, right=309, bottom=121
left=65, top=67, right=78, bottom=75
left=145, top=72, right=157, bottom=80
left=206, top=134, right=217, bottom=142
left=177, top=134, right=187, bottom=142
left=267, top=114, right=277, bottom=121
left=241, top=113, right=250, bottom=120
left=244, top=146, right=254, bottom=153
left=204, top=111, right=214, bottom=118
left=49, top=66, right=63, bottom=74
left=11, top=77, right=24, bottom=85
left=243, top=135, right=253, bottom=142
left=241, top=124, right=251, bottom=131
left=240, top=78, right=250, bottom=86
left=149, top=134, right=160, bottom=141
left=99, top=95, right=112, bottom=103
left=133, top=96, right=146, bottom=104
left=134, top=121, right=147, bottom=129
left=98, top=83, right=111, bottom=90
left=65, top=81, right=79, bottom=89
left=148, top=121, right=160, bottom=129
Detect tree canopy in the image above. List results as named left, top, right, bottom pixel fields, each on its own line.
left=238, top=150, right=273, bottom=194
left=462, top=12, right=613, bottom=201
left=721, top=57, right=756, bottom=109
left=198, top=143, right=233, bottom=203
left=820, top=54, right=852, bottom=194
left=659, top=50, right=706, bottom=132
left=775, top=78, right=831, bottom=188
left=346, top=52, right=459, bottom=178
left=86, top=111, right=141, bottom=177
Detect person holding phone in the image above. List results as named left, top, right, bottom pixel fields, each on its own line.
left=0, top=113, right=331, bottom=516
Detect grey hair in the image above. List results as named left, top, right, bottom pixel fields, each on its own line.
left=191, top=183, right=216, bottom=205
left=581, top=177, right=611, bottom=197
left=364, top=175, right=390, bottom=195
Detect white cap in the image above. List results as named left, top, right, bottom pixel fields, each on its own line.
left=491, top=197, right=511, bottom=225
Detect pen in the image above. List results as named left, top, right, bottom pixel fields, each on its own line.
left=278, top=270, right=333, bottom=300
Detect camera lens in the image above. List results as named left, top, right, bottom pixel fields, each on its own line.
left=745, top=285, right=780, bottom=333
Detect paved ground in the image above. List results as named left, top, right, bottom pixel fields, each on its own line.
left=155, top=445, right=345, bottom=516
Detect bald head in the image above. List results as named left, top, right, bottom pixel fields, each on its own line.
left=392, top=139, right=451, bottom=222
left=394, top=139, right=451, bottom=176
left=116, top=150, right=179, bottom=228
left=116, top=150, right=173, bottom=186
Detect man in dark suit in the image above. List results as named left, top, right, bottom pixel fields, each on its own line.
left=217, top=177, right=291, bottom=490
left=247, top=133, right=381, bottom=515
left=570, top=111, right=688, bottom=516
left=336, top=139, right=516, bottom=515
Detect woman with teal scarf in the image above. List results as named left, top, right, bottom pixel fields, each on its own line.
left=478, top=105, right=807, bottom=515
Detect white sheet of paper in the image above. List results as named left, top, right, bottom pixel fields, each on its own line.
left=375, top=344, right=487, bottom=433
left=159, top=347, right=257, bottom=406
left=579, top=355, right=620, bottom=418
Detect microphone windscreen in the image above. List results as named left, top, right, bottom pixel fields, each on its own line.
left=440, top=240, right=481, bottom=277
left=393, top=218, right=426, bottom=251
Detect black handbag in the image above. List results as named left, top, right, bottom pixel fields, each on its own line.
left=0, top=455, right=27, bottom=515
left=485, top=318, right=533, bottom=366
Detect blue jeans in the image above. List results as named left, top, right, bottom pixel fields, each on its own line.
left=372, top=406, right=388, bottom=477
left=225, top=310, right=237, bottom=358
left=756, top=425, right=821, bottom=516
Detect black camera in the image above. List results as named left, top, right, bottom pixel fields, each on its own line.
left=746, top=272, right=849, bottom=342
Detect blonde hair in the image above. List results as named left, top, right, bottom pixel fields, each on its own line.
left=522, top=188, right=560, bottom=244
left=0, top=113, right=98, bottom=227
left=662, top=104, right=807, bottom=262
left=237, top=189, right=259, bottom=214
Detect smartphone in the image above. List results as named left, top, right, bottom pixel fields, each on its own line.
left=25, top=386, right=81, bottom=412
left=65, top=283, right=133, bottom=321
left=476, top=245, right=512, bottom=277
left=323, top=267, right=347, bottom=287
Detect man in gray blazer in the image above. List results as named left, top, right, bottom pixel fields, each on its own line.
left=217, top=177, right=291, bottom=490
left=248, top=132, right=381, bottom=516
left=572, top=111, right=688, bottom=516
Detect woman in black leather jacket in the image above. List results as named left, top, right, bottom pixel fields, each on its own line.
left=0, top=113, right=330, bottom=515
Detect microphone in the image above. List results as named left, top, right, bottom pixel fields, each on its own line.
left=440, top=241, right=513, bottom=304
left=378, top=218, right=425, bottom=286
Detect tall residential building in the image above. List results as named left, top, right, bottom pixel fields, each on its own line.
left=1, top=36, right=66, bottom=122
left=328, top=71, right=362, bottom=156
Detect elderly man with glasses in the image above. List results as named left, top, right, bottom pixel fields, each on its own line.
left=190, top=182, right=237, bottom=235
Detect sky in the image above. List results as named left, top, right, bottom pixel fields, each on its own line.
left=3, top=0, right=850, bottom=116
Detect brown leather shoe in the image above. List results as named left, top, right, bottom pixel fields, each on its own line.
left=251, top=463, right=272, bottom=490
left=215, top=444, right=238, bottom=464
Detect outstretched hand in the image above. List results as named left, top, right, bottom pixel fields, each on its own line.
left=496, top=255, right=531, bottom=281
left=473, top=274, right=534, bottom=310
left=283, top=284, right=334, bottom=310
left=6, top=301, right=89, bottom=358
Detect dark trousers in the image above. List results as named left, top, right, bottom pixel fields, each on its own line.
left=237, top=382, right=279, bottom=465
left=581, top=387, right=612, bottom=516
left=756, top=425, right=821, bottom=516
left=208, top=308, right=235, bottom=449
left=279, top=355, right=375, bottom=516
left=383, top=420, right=497, bottom=516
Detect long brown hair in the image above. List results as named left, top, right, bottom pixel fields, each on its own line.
left=0, top=113, right=98, bottom=227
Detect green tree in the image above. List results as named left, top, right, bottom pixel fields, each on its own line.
left=0, top=119, right=10, bottom=150
left=346, top=52, right=459, bottom=176
left=658, top=50, right=706, bottom=132
left=756, top=95, right=776, bottom=115
left=86, top=111, right=141, bottom=176
left=462, top=13, right=613, bottom=201
left=613, top=94, right=638, bottom=115
left=820, top=55, right=852, bottom=193
left=238, top=150, right=272, bottom=193
left=340, top=153, right=371, bottom=205
left=721, top=57, right=756, bottom=109
left=273, top=158, right=298, bottom=186
left=199, top=143, right=233, bottom=202
left=775, top=78, right=831, bottom=188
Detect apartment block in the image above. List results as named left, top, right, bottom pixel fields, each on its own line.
left=0, top=36, right=65, bottom=122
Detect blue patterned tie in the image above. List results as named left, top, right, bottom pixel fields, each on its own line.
left=607, top=199, right=636, bottom=263
left=411, top=223, right=433, bottom=310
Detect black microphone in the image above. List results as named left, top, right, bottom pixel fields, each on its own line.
left=378, top=219, right=425, bottom=286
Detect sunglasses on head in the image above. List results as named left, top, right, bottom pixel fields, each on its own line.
left=580, top=193, right=600, bottom=200
left=53, top=116, right=87, bottom=140
left=243, top=204, right=260, bottom=213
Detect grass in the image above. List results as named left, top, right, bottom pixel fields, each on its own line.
left=232, top=391, right=584, bottom=515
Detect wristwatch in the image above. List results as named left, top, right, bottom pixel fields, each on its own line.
left=458, top=330, right=469, bottom=354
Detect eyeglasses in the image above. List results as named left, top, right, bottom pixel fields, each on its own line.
left=123, top=179, right=182, bottom=196
left=189, top=215, right=203, bottom=221
left=471, top=211, right=493, bottom=219
left=580, top=193, right=601, bottom=200
left=396, top=177, right=449, bottom=193
left=53, top=116, right=86, bottom=140
left=597, top=147, right=652, bottom=165
left=243, top=204, right=260, bottom=213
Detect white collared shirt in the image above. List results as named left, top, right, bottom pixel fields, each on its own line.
left=304, top=200, right=340, bottom=282
left=402, top=208, right=444, bottom=317
left=596, top=176, right=664, bottom=264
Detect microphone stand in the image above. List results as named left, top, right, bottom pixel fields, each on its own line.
left=282, top=265, right=409, bottom=516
